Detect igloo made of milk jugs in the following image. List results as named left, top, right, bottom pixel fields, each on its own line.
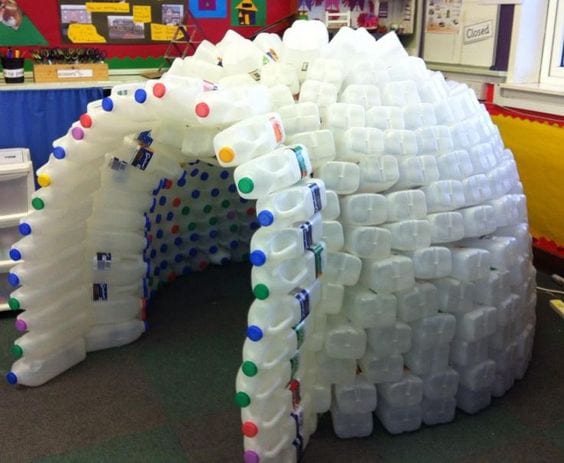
left=6, top=21, right=535, bottom=463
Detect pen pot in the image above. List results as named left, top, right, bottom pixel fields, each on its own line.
left=2, top=57, right=24, bottom=83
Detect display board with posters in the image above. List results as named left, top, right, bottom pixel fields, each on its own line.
left=58, top=0, right=187, bottom=44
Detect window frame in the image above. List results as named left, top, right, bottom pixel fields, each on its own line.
left=540, top=0, right=564, bottom=84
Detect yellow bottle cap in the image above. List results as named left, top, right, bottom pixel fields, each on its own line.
left=37, top=173, right=51, bottom=187
left=218, top=147, right=235, bottom=163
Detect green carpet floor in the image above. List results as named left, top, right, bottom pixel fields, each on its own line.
left=0, top=264, right=562, bottom=463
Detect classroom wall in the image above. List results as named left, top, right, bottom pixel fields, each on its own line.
left=14, top=1, right=297, bottom=60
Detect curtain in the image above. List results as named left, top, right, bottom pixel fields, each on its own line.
left=0, top=87, right=104, bottom=183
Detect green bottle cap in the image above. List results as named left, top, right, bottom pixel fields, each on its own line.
left=242, top=361, right=258, bottom=377
left=8, top=298, right=20, bottom=310
left=181, top=206, right=190, bottom=216
left=221, top=200, right=230, bottom=209
left=235, top=391, right=251, bottom=408
left=237, top=177, right=254, bottom=194
left=208, top=217, right=218, bottom=226
left=230, top=224, right=239, bottom=233
left=188, top=222, right=197, bottom=231
left=11, top=344, right=23, bottom=359
left=31, top=198, right=45, bottom=210
left=253, top=284, right=269, bottom=300
left=203, top=205, right=212, bottom=214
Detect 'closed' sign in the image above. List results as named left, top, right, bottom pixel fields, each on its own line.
left=463, top=20, right=494, bottom=44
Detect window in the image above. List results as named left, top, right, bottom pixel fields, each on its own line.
left=540, top=0, right=564, bottom=84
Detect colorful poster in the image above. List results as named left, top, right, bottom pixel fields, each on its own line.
left=190, top=0, right=227, bottom=18
left=58, top=1, right=187, bottom=44
left=0, top=0, right=47, bottom=45
left=230, top=0, right=265, bottom=27
left=425, top=0, right=462, bottom=33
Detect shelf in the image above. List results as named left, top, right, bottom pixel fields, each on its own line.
left=0, top=212, right=28, bottom=228
left=0, top=259, right=17, bottom=272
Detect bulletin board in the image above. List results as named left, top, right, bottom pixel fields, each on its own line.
left=58, top=0, right=187, bottom=44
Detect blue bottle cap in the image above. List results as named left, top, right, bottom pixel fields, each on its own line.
left=53, top=146, right=66, bottom=159
left=149, top=198, right=157, bottom=213
left=166, top=212, right=174, bottom=221
left=190, top=233, right=199, bottom=242
left=228, top=183, right=237, bottom=193
left=229, top=240, right=239, bottom=249
left=250, top=221, right=260, bottom=231
left=220, top=170, right=229, bottom=180
left=138, top=130, right=153, bottom=145
left=160, top=260, right=168, bottom=270
left=159, top=196, right=167, bottom=206
left=178, top=171, right=187, bottom=187
left=220, top=257, right=230, bottom=266
left=247, top=325, right=263, bottom=342
left=9, top=249, right=21, bottom=261
left=18, top=223, right=31, bottom=236
left=182, top=266, right=192, bottom=275
left=155, top=214, right=162, bottom=224
left=209, top=245, right=218, bottom=254
left=249, top=250, right=266, bottom=267
left=190, top=168, right=199, bottom=177
left=150, top=249, right=157, bottom=259
left=174, top=254, right=183, bottom=263
left=156, top=229, right=164, bottom=239
left=257, top=210, right=274, bottom=227
left=7, top=273, right=19, bottom=287
left=144, top=215, right=151, bottom=230
left=200, top=172, right=209, bottom=181
left=189, top=248, right=198, bottom=257
left=191, top=190, right=200, bottom=199
left=174, top=237, right=183, bottom=246
left=211, top=188, right=220, bottom=197
left=134, top=89, right=147, bottom=104
left=102, top=97, right=114, bottom=111
left=160, top=244, right=168, bottom=253
left=6, top=372, right=17, bottom=385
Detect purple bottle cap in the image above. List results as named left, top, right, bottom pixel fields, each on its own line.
left=243, top=451, right=260, bottom=463
left=71, top=127, right=84, bottom=140
left=14, top=319, right=27, bottom=332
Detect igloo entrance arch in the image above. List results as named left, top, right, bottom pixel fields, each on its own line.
left=6, top=23, right=536, bottom=463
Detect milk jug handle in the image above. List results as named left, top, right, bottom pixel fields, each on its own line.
left=262, top=347, right=291, bottom=369
left=262, top=403, right=289, bottom=429
left=256, top=374, right=286, bottom=401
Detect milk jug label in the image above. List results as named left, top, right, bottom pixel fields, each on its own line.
left=93, top=252, right=112, bottom=270
left=268, top=115, right=284, bottom=143
left=93, top=283, right=108, bottom=301
left=109, top=157, right=128, bottom=171
left=290, top=352, right=300, bottom=378
left=308, top=183, right=323, bottom=213
left=300, top=221, right=313, bottom=249
left=293, top=146, right=309, bottom=178
left=309, top=243, right=324, bottom=277
left=132, top=147, right=154, bottom=171
left=294, top=320, right=306, bottom=348
left=292, top=288, right=311, bottom=322
left=291, top=405, right=305, bottom=459
left=248, top=69, right=261, bottom=81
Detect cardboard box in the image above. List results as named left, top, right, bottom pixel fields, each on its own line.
left=33, top=63, right=109, bottom=83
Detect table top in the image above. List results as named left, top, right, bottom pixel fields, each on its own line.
left=0, top=71, right=149, bottom=91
